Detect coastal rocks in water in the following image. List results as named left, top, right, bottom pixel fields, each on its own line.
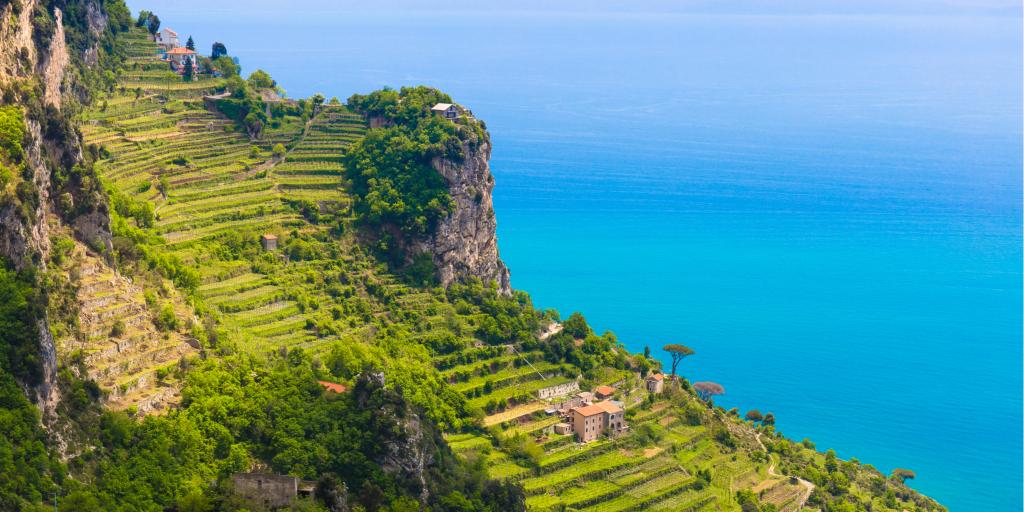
left=415, top=136, right=511, bottom=294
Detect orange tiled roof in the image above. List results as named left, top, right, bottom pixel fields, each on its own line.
left=573, top=404, right=605, bottom=417
left=594, top=400, right=623, bottom=414
left=594, top=385, right=616, bottom=395
left=318, top=381, right=347, bottom=393
left=166, top=47, right=196, bottom=55
left=647, top=373, right=665, bottom=381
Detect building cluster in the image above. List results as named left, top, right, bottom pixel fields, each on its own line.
left=544, top=384, right=627, bottom=443
left=541, top=372, right=667, bottom=443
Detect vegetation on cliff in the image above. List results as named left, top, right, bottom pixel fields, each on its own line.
left=345, top=87, right=488, bottom=264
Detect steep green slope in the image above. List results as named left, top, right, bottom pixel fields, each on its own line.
left=0, top=7, right=946, bottom=512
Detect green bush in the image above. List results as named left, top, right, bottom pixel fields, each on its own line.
left=154, top=303, right=178, bottom=331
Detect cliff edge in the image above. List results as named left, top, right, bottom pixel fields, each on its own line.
left=418, top=135, right=511, bottom=294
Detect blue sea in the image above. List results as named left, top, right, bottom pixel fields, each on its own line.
left=128, top=2, right=1023, bottom=509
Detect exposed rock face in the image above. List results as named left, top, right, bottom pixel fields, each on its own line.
left=0, top=0, right=112, bottom=424
left=42, top=8, right=68, bottom=108
left=0, top=0, right=38, bottom=87
left=357, top=372, right=435, bottom=504
left=415, top=137, right=511, bottom=294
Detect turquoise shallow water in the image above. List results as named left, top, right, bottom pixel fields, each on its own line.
left=130, top=2, right=1023, bottom=509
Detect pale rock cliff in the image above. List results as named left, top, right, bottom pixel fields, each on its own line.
left=414, top=136, right=511, bottom=294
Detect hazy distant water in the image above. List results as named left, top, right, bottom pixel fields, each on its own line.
left=130, top=2, right=1022, bottom=509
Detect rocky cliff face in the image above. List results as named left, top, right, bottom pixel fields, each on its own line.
left=0, top=0, right=111, bottom=419
left=414, top=136, right=512, bottom=294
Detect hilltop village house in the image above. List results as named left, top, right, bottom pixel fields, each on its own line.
left=155, top=27, right=179, bottom=50
left=572, top=400, right=627, bottom=443
left=645, top=373, right=665, bottom=394
left=164, top=47, right=198, bottom=74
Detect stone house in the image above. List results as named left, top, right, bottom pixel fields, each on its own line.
left=261, top=233, right=278, bottom=251
left=645, top=373, right=665, bottom=393
left=553, top=422, right=572, bottom=435
left=231, top=473, right=315, bottom=509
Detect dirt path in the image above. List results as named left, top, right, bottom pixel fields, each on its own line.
left=756, top=432, right=816, bottom=511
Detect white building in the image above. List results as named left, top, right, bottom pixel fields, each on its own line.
left=156, top=27, right=179, bottom=50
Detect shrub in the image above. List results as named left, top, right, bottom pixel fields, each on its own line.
left=110, top=319, right=126, bottom=337
left=154, top=303, right=178, bottom=331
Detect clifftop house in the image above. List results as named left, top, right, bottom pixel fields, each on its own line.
left=431, top=102, right=459, bottom=120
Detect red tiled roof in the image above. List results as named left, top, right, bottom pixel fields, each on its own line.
left=318, top=381, right=347, bottom=393
left=647, top=373, right=665, bottom=381
left=594, top=385, right=616, bottom=396
left=166, top=47, right=196, bottom=55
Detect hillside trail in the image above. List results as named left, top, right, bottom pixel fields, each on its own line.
left=756, top=431, right=817, bottom=511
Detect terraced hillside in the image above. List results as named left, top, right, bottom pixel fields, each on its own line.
left=76, top=30, right=374, bottom=403
left=70, top=27, right=945, bottom=512
left=438, top=348, right=807, bottom=512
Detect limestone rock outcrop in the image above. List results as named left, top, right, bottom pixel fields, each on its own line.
left=415, top=136, right=511, bottom=294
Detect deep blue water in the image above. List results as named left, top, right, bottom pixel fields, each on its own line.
left=129, top=2, right=1023, bottom=509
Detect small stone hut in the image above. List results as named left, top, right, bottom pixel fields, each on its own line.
left=261, top=233, right=278, bottom=251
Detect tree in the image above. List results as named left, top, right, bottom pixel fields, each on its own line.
left=643, top=345, right=651, bottom=359
left=763, top=412, right=776, bottom=427
left=147, top=14, right=160, bottom=35
left=211, top=41, right=228, bottom=59
left=562, top=312, right=590, bottom=339
left=136, top=10, right=152, bottom=27
left=272, top=143, right=287, bottom=160
left=311, top=93, right=326, bottom=116
left=248, top=69, right=275, bottom=89
left=213, top=56, right=239, bottom=78
left=182, top=56, right=194, bottom=82
left=186, top=36, right=195, bottom=51
left=157, top=175, right=170, bottom=198
left=745, top=409, right=763, bottom=424
left=663, top=343, right=694, bottom=377
left=59, top=491, right=102, bottom=512
left=891, top=468, right=916, bottom=483
left=692, top=381, right=724, bottom=402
